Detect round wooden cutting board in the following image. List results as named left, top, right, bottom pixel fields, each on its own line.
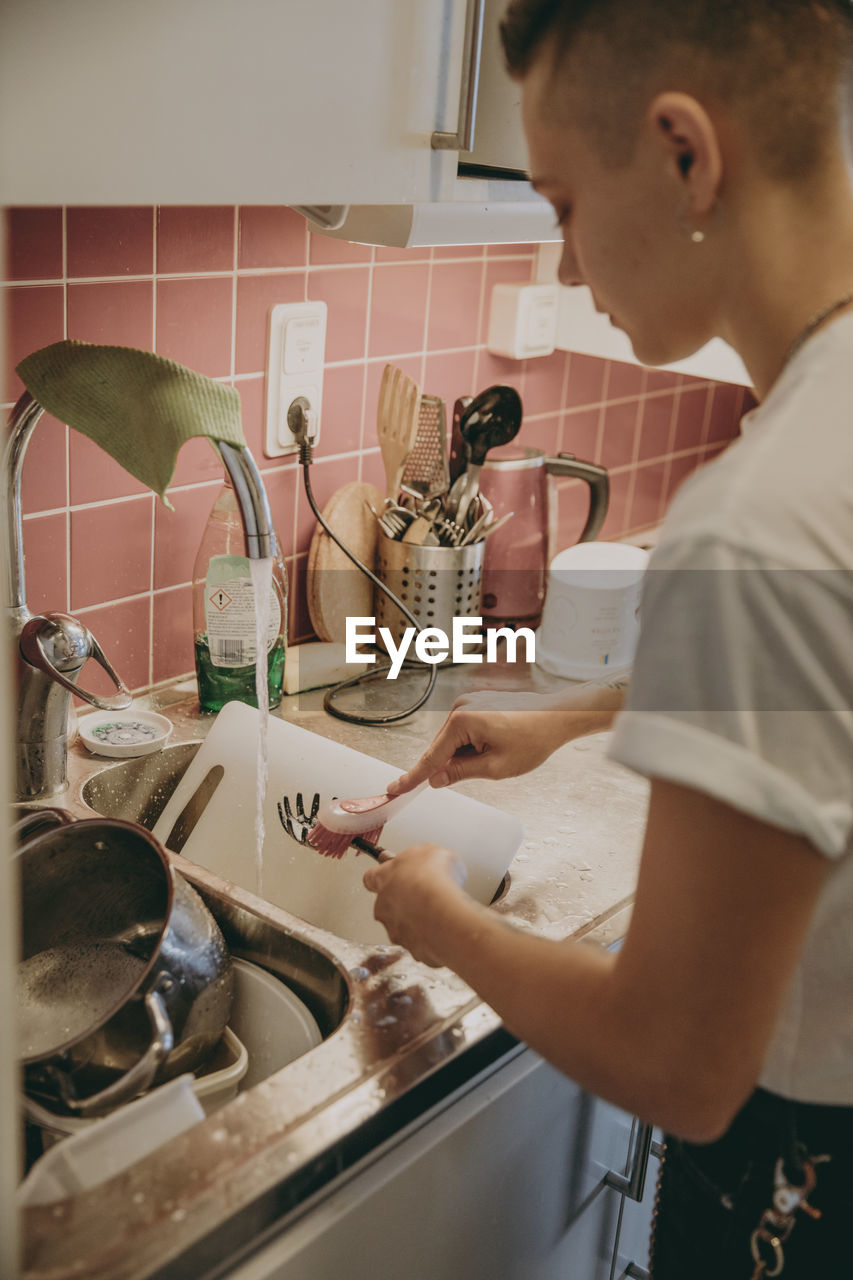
left=306, top=481, right=383, bottom=642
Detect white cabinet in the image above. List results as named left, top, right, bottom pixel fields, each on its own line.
left=0, top=0, right=540, bottom=209
left=224, top=1048, right=653, bottom=1280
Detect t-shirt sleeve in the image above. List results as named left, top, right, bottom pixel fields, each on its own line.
left=607, top=534, right=853, bottom=857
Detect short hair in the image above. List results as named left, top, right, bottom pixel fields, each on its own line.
left=500, top=0, right=853, bottom=179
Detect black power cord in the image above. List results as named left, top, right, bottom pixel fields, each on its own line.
left=293, top=406, right=437, bottom=725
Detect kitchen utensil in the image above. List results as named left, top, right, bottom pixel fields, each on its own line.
left=17, top=817, right=233, bottom=1117
left=278, top=792, right=388, bottom=862
left=459, top=502, right=507, bottom=547
left=151, top=700, right=521, bottom=945
left=313, top=780, right=427, bottom=845
left=446, top=385, right=523, bottom=527
left=307, top=481, right=384, bottom=642
left=536, top=541, right=649, bottom=680
left=376, top=364, right=422, bottom=501
left=448, top=396, right=473, bottom=484
left=401, top=496, right=442, bottom=546
left=400, top=394, right=449, bottom=499
left=374, top=531, right=485, bottom=644
left=478, top=447, right=610, bottom=624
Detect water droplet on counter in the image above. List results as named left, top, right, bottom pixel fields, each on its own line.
left=171, top=1208, right=186, bottom=1223
left=514, top=853, right=529, bottom=863
left=211, top=1127, right=227, bottom=1143
left=350, top=1011, right=362, bottom=1023
left=374, top=1015, right=397, bottom=1027
left=349, top=966, right=370, bottom=981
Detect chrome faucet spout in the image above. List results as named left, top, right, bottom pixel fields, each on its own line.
left=5, top=391, right=43, bottom=623
left=5, top=392, right=131, bottom=800
left=218, top=441, right=275, bottom=559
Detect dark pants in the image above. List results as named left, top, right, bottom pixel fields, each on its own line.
left=650, top=1088, right=853, bottom=1278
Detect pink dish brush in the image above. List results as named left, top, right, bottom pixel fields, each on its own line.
left=307, top=781, right=428, bottom=860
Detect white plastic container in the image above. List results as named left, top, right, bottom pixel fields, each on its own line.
left=18, top=1075, right=205, bottom=1206
left=535, top=541, right=649, bottom=680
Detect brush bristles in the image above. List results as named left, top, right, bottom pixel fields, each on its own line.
left=307, top=822, right=384, bottom=859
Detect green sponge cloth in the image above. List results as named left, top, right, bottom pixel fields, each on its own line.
left=16, top=340, right=247, bottom=506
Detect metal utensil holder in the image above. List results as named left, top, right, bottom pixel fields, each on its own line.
left=375, top=532, right=484, bottom=645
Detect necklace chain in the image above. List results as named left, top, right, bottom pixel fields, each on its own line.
left=784, top=290, right=853, bottom=367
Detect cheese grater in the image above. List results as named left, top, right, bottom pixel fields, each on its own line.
left=400, top=395, right=449, bottom=500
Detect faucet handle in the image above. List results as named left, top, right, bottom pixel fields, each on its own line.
left=19, top=612, right=132, bottom=710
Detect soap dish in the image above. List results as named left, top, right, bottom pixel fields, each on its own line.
left=79, top=709, right=173, bottom=758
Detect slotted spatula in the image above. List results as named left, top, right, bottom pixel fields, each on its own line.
left=377, top=365, right=422, bottom=502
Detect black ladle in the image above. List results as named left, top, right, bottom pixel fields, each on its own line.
left=448, top=385, right=522, bottom=526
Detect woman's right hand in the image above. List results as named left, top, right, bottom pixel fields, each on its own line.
left=385, top=688, right=597, bottom=793
left=387, top=678, right=629, bottom=795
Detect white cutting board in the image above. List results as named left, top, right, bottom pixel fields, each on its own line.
left=153, top=701, right=522, bottom=945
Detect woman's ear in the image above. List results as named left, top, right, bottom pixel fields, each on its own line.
left=648, top=91, right=723, bottom=214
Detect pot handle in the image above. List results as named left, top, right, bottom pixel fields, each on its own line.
left=52, top=983, right=175, bottom=1118
left=544, top=453, right=609, bottom=542
left=12, top=805, right=74, bottom=845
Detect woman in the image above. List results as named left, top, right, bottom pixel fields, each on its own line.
left=364, top=2, right=853, bottom=1275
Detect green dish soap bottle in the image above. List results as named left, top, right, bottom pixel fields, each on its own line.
left=192, top=474, right=288, bottom=711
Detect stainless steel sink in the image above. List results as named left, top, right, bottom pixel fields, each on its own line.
left=79, top=743, right=348, bottom=1037
left=80, top=741, right=201, bottom=827
left=17, top=682, right=647, bottom=1280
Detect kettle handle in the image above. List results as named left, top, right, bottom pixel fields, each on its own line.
left=544, top=453, right=609, bottom=542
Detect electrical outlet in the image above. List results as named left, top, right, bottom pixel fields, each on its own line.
left=265, top=301, right=327, bottom=456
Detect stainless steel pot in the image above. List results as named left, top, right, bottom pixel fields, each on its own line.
left=17, top=817, right=233, bottom=1117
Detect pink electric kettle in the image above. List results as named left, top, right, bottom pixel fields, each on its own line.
left=477, top=445, right=609, bottom=625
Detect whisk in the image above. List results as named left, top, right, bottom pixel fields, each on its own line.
left=277, top=782, right=428, bottom=860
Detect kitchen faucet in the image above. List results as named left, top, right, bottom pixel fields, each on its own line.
left=5, top=392, right=275, bottom=801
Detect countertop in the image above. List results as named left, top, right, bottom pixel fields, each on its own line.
left=20, top=658, right=649, bottom=1279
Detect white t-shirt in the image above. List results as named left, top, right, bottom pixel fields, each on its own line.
left=608, top=313, right=853, bottom=1104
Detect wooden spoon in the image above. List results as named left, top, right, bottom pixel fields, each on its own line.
left=376, top=364, right=422, bottom=501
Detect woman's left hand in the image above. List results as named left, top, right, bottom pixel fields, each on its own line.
left=363, top=843, right=474, bottom=967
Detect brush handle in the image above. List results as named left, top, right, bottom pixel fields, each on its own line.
left=351, top=835, right=392, bottom=863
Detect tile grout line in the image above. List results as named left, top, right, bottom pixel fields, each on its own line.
left=357, top=246, right=377, bottom=475
left=148, top=207, right=159, bottom=687
left=62, top=205, right=72, bottom=613
left=657, top=386, right=683, bottom=522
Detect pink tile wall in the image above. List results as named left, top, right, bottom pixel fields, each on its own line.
left=3, top=206, right=746, bottom=693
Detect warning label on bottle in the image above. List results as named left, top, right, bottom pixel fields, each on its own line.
left=204, top=555, right=282, bottom=668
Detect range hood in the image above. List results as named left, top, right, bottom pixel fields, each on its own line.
left=294, top=194, right=561, bottom=249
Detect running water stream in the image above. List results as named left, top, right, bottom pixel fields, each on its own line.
left=249, top=557, right=274, bottom=897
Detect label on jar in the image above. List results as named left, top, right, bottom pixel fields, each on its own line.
left=204, top=555, right=282, bottom=668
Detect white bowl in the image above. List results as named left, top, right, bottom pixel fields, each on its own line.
left=229, top=958, right=321, bottom=1089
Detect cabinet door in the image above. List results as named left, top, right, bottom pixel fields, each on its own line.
left=0, top=0, right=469, bottom=205
left=224, top=1050, right=626, bottom=1280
